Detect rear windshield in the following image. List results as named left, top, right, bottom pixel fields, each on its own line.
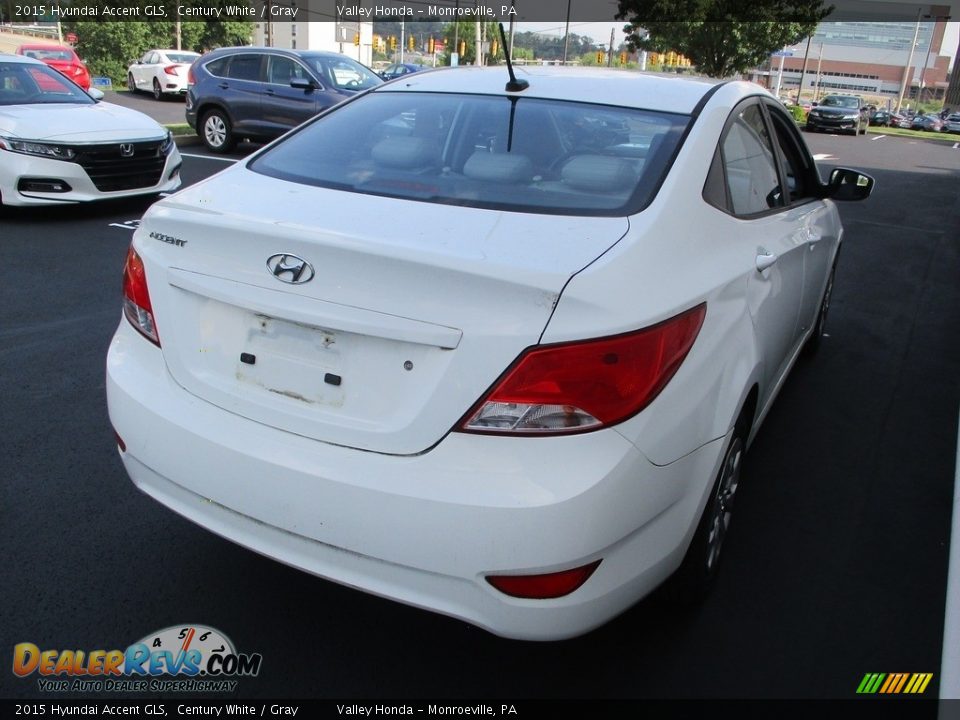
left=22, top=48, right=73, bottom=61
left=249, top=91, right=688, bottom=216
left=167, top=52, right=200, bottom=64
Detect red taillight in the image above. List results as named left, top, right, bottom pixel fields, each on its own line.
left=487, top=560, right=601, bottom=599
left=122, top=246, right=160, bottom=346
left=187, top=66, right=195, bottom=85
left=459, top=303, right=706, bottom=435
left=164, top=65, right=178, bottom=76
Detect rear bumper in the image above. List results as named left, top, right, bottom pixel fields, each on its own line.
left=107, top=319, right=726, bottom=640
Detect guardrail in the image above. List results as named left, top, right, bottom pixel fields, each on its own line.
left=0, top=24, right=60, bottom=40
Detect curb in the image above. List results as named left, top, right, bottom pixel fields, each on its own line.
left=173, top=135, right=202, bottom=148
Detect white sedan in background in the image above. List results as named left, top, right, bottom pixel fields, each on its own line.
left=0, top=54, right=181, bottom=209
left=107, top=66, right=873, bottom=640
left=127, top=49, right=200, bottom=100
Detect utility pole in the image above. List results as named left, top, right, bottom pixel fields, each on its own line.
left=400, top=20, right=404, bottom=63
left=562, top=0, right=571, bottom=64
left=265, top=0, right=272, bottom=47
left=795, top=35, right=812, bottom=106
left=175, top=20, right=181, bottom=51
left=475, top=20, right=482, bottom=66
left=896, top=9, right=922, bottom=113
left=814, top=43, right=823, bottom=101
left=607, top=26, right=614, bottom=67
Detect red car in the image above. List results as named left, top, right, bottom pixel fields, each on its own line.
left=16, top=44, right=91, bottom=90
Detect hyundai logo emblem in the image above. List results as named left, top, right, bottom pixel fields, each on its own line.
left=266, top=253, right=315, bottom=284
left=120, top=143, right=135, bottom=157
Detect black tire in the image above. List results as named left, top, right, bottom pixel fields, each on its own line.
left=201, top=109, right=235, bottom=153
left=127, top=73, right=136, bottom=93
left=152, top=78, right=162, bottom=101
left=670, top=413, right=749, bottom=602
left=805, top=260, right=837, bottom=355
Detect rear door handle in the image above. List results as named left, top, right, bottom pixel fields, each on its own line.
left=756, top=252, right=778, bottom=273
left=218, top=82, right=229, bottom=89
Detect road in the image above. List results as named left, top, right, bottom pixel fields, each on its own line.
left=1, top=131, right=958, bottom=700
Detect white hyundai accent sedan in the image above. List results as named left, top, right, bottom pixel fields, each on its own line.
left=0, top=54, right=181, bottom=209
left=107, top=66, right=872, bottom=640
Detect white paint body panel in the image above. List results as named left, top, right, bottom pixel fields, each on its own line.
left=107, top=69, right=847, bottom=639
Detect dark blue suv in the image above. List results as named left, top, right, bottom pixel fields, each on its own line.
left=186, top=47, right=382, bottom=153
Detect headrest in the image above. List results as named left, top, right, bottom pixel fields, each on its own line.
left=560, top=155, right=637, bottom=192
left=463, top=152, right=534, bottom=183
left=371, top=137, right=441, bottom=169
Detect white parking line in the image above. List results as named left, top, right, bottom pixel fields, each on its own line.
left=871, top=134, right=885, bottom=141
left=812, top=153, right=836, bottom=161
left=954, top=143, right=959, bottom=150
left=179, top=152, right=238, bottom=163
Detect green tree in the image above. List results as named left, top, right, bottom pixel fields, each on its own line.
left=65, top=22, right=161, bottom=82
left=616, top=0, right=831, bottom=78
left=64, top=19, right=251, bottom=84
left=442, top=21, right=499, bottom=65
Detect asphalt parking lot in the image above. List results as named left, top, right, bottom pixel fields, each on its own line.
left=1, top=129, right=958, bottom=701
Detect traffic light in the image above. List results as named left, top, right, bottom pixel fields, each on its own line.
left=458, top=40, right=466, bottom=56
left=619, top=51, right=627, bottom=65
left=649, top=52, right=660, bottom=66
left=408, top=35, right=415, bottom=51
left=390, top=36, right=397, bottom=51
left=596, top=51, right=604, bottom=64
left=353, top=32, right=359, bottom=47
left=491, top=39, right=498, bottom=56
left=428, top=37, right=435, bottom=54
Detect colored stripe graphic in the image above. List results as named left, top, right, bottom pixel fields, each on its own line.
left=857, top=672, right=933, bottom=694
left=857, top=673, right=886, bottom=694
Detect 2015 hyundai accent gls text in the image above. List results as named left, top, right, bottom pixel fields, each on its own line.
left=107, top=66, right=873, bottom=640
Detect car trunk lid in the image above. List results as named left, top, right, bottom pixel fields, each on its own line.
left=138, top=169, right=629, bottom=455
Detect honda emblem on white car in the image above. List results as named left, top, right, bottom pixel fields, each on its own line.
left=120, top=143, right=134, bottom=157
left=266, top=253, right=314, bottom=284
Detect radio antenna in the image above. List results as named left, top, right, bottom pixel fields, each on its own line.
left=498, top=22, right=528, bottom=92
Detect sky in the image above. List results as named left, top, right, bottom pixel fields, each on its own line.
left=517, top=21, right=960, bottom=69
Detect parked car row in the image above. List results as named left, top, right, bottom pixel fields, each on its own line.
left=868, top=109, right=911, bottom=128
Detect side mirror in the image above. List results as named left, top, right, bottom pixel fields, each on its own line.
left=823, top=167, right=874, bottom=202
left=290, top=77, right=318, bottom=91
left=87, top=87, right=104, bottom=101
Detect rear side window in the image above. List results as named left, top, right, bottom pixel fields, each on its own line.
left=204, top=57, right=228, bottom=77
left=249, top=92, right=688, bottom=216
left=225, top=54, right=261, bottom=82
